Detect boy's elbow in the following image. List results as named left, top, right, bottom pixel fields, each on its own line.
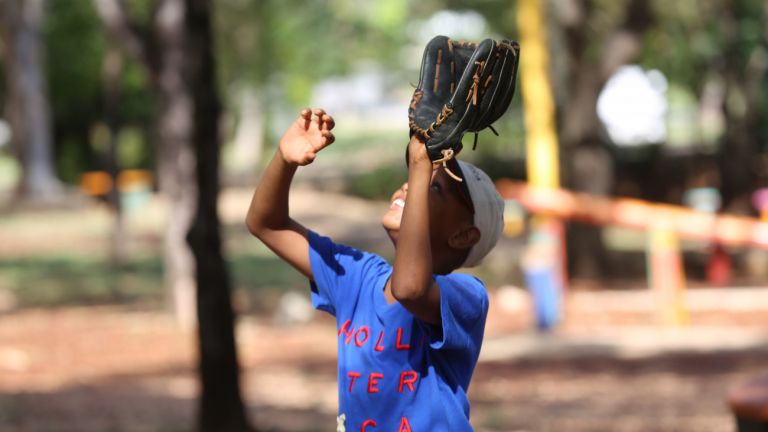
left=245, top=216, right=264, bottom=238
left=391, top=280, right=426, bottom=303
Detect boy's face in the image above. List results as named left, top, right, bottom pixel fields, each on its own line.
left=381, top=166, right=474, bottom=246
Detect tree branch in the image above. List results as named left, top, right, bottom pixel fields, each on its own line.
left=600, top=0, right=653, bottom=79
left=92, top=0, right=157, bottom=75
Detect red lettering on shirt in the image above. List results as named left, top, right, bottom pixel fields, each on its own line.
left=360, top=419, right=377, bottom=431
left=398, top=416, right=412, bottom=432
left=354, top=326, right=370, bottom=347
left=347, top=371, right=361, bottom=392
left=339, top=320, right=355, bottom=345
left=374, top=330, right=385, bottom=352
left=367, top=372, right=383, bottom=393
left=396, top=327, right=410, bottom=350
left=398, top=370, right=418, bottom=393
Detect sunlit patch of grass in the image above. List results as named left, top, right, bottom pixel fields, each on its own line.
left=0, top=255, right=164, bottom=307
left=230, top=254, right=307, bottom=294
left=0, top=246, right=308, bottom=310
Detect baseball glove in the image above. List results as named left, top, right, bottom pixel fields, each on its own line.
left=408, top=35, right=520, bottom=179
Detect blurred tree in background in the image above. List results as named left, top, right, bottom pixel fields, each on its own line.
left=1, top=0, right=59, bottom=200
left=2, top=0, right=765, bottom=216
left=46, top=0, right=154, bottom=184
left=1, top=0, right=768, bottom=430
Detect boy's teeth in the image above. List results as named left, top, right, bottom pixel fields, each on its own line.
left=393, top=198, right=405, bottom=208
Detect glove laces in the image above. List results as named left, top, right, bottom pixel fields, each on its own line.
left=432, top=149, right=463, bottom=182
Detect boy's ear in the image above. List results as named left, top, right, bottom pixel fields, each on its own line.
left=448, top=226, right=481, bottom=250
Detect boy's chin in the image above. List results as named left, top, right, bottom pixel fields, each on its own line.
left=381, top=212, right=401, bottom=231
left=383, top=226, right=399, bottom=245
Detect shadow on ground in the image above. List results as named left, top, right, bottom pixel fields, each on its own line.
left=0, top=346, right=765, bottom=431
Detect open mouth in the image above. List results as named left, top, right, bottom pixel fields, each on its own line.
left=391, top=198, right=405, bottom=209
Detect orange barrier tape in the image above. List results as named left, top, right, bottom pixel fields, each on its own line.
left=496, top=179, right=768, bottom=249
left=80, top=170, right=153, bottom=196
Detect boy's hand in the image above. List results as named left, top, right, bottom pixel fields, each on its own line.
left=279, top=108, right=335, bottom=166
left=407, top=135, right=432, bottom=169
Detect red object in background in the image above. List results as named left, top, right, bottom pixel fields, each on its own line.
left=706, top=243, right=732, bottom=285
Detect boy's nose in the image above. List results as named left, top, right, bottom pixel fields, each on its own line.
left=403, top=183, right=409, bottom=192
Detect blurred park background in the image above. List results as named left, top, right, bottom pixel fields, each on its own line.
left=1, top=0, right=768, bottom=431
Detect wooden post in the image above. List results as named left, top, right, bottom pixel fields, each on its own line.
left=647, top=224, right=688, bottom=326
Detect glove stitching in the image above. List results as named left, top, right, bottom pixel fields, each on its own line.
left=433, top=48, right=443, bottom=93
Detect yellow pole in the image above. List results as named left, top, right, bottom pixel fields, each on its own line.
left=517, top=0, right=560, bottom=188
left=516, top=0, right=566, bottom=327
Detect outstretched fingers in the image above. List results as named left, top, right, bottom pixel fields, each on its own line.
left=321, top=129, right=335, bottom=146
left=298, top=107, right=312, bottom=130
left=321, top=114, right=335, bottom=131
left=308, top=109, right=334, bottom=150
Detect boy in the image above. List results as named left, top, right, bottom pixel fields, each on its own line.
left=246, top=108, right=504, bottom=431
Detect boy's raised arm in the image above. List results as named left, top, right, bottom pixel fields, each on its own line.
left=390, top=137, right=442, bottom=325
left=246, top=108, right=335, bottom=279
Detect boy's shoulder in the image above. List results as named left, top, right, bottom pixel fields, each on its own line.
left=434, top=271, right=489, bottom=313
left=436, top=271, right=487, bottom=291
left=309, top=230, right=392, bottom=281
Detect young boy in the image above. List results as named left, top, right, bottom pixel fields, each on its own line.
left=246, top=108, right=504, bottom=431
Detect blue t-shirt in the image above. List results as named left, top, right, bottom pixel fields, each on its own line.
left=308, top=231, right=489, bottom=432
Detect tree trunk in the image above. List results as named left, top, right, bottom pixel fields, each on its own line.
left=717, top=0, right=765, bottom=210
left=93, top=2, right=253, bottom=429
left=1, top=0, right=60, bottom=201
left=184, top=0, right=253, bottom=430
left=154, top=0, right=199, bottom=330
left=94, top=0, right=252, bottom=432
left=555, top=0, right=652, bottom=278
left=102, top=36, right=126, bottom=265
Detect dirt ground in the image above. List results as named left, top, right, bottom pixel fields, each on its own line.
left=1, top=187, right=768, bottom=431
left=1, top=290, right=767, bottom=432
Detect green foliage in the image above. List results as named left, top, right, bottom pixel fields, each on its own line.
left=345, top=163, right=406, bottom=200
left=118, top=126, right=148, bottom=169
left=0, top=155, right=20, bottom=192
left=215, top=0, right=410, bottom=107
left=45, top=1, right=104, bottom=128
left=44, top=0, right=155, bottom=183
left=644, top=0, right=766, bottom=92
left=57, top=136, right=87, bottom=183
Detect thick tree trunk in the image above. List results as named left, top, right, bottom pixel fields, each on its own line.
left=717, top=0, right=765, bottom=209
left=555, top=0, right=652, bottom=278
left=94, top=0, right=252, bottom=432
left=93, top=0, right=196, bottom=329
left=1, top=0, right=60, bottom=201
left=184, top=0, right=253, bottom=430
left=94, top=2, right=252, bottom=429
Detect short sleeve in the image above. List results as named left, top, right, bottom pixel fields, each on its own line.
left=307, top=231, right=369, bottom=316
left=428, top=273, right=489, bottom=352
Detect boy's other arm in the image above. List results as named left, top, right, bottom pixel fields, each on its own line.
left=390, top=137, right=442, bottom=325
left=246, top=108, right=335, bottom=279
